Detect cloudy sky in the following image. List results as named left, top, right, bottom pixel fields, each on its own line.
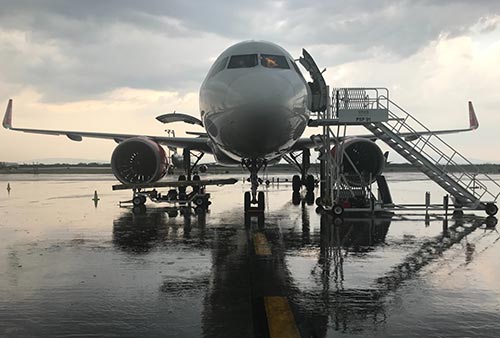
left=1, top=0, right=500, bottom=163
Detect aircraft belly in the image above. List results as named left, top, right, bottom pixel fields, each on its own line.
left=204, top=106, right=308, bottom=161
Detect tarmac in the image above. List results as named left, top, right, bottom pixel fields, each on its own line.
left=1, top=172, right=500, bottom=337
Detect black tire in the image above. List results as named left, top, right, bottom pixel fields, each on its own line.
left=194, top=196, right=204, bottom=206
left=244, top=191, right=251, bottom=212
left=485, top=216, right=498, bottom=228
left=178, top=175, right=187, bottom=194
left=178, top=192, right=187, bottom=205
left=292, top=192, right=301, bottom=205
left=195, top=206, right=205, bottom=215
left=292, top=175, right=301, bottom=193
left=332, top=204, right=344, bottom=216
left=315, top=206, right=324, bottom=214
left=306, top=175, right=315, bottom=192
left=132, top=196, right=144, bottom=206
left=192, top=174, right=201, bottom=193
left=257, top=191, right=265, bottom=211
left=485, top=203, right=498, bottom=216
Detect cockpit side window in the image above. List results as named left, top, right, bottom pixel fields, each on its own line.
left=228, top=54, right=258, bottom=68
left=260, top=54, right=290, bottom=69
left=208, top=56, right=228, bottom=78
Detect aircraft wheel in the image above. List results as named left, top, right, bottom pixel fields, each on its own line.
left=485, top=216, right=498, bottom=228
left=306, top=175, right=315, bottom=192
left=257, top=191, right=265, bottom=211
left=244, top=191, right=251, bottom=212
left=292, top=175, right=301, bottom=193
left=194, top=196, right=204, bottom=207
left=178, top=192, right=187, bottom=205
left=292, top=192, right=301, bottom=205
left=332, top=204, right=344, bottom=216
left=178, top=175, right=187, bottom=193
left=193, top=174, right=200, bottom=193
left=133, top=195, right=145, bottom=206
left=485, top=203, right=498, bottom=216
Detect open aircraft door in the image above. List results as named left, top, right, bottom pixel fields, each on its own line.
left=299, top=49, right=328, bottom=113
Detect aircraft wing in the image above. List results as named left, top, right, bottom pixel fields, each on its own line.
left=2, top=99, right=212, bottom=153
left=292, top=101, right=479, bottom=150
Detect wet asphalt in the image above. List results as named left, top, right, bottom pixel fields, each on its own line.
left=1, top=173, right=500, bottom=338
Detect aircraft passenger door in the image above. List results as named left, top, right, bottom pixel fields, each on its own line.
left=299, top=49, right=328, bottom=113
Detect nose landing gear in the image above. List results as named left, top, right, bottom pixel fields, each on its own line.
left=243, top=158, right=266, bottom=213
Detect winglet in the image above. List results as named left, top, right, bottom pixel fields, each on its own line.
left=2, top=99, right=13, bottom=129
left=468, top=101, right=479, bottom=130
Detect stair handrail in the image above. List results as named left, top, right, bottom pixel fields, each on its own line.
left=378, top=95, right=500, bottom=202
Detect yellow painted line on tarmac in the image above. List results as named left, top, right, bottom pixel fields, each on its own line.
left=253, top=232, right=272, bottom=256
left=264, top=296, right=301, bottom=338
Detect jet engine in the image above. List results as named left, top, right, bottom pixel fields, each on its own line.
left=111, top=137, right=168, bottom=184
left=331, top=138, right=385, bottom=187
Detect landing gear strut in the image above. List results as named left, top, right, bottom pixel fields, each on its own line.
left=243, top=158, right=266, bottom=212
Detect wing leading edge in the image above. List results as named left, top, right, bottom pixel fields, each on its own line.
left=2, top=99, right=211, bottom=153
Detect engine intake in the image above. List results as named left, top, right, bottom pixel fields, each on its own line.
left=111, top=137, right=168, bottom=184
left=332, top=138, right=385, bottom=186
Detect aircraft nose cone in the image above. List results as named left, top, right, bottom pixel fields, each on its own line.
left=225, top=71, right=295, bottom=108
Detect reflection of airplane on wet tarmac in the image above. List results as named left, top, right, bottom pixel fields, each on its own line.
left=3, top=40, right=497, bottom=216
left=111, top=205, right=498, bottom=336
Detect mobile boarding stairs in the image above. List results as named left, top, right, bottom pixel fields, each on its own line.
left=309, top=87, right=500, bottom=216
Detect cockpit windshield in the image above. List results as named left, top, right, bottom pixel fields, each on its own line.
left=228, top=54, right=258, bottom=68
left=260, top=54, right=289, bottom=69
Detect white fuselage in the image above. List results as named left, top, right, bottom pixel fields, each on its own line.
left=199, top=41, right=311, bottom=164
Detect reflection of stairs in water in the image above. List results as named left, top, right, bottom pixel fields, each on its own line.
left=375, top=218, right=485, bottom=293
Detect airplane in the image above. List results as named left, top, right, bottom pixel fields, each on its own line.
left=2, top=40, right=480, bottom=213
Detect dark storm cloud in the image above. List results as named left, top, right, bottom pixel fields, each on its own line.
left=0, top=0, right=499, bottom=102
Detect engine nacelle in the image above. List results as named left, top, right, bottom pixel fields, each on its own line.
left=331, top=138, right=385, bottom=186
left=111, top=137, right=168, bottom=184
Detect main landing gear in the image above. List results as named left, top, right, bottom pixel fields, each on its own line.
left=286, top=149, right=316, bottom=206
left=292, top=174, right=315, bottom=206
left=125, top=148, right=211, bottom=215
